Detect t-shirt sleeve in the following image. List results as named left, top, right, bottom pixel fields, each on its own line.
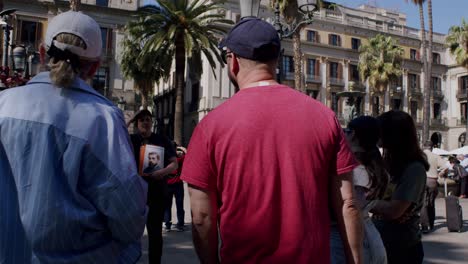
left=180, top=124, right=215, bottom=191
left=333, top=117, right=358, bottom=175
left=392, top=162, right=427, bottom=203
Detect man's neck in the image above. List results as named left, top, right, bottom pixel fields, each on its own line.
left=238, top=70, right=278, bottom=90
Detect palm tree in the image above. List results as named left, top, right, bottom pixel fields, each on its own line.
left=447, top=19, right=468, bottom=68
left=271, top=0, right=307, bottom=91
left=70, top=0, right=80, bottom=11
left=133, top=0, right=232, bottom=144
left=358, top=34, right=403, bottom=115
left=407, top=0, right=430, bottom=142
left=120, top=18, right=172, bottom=109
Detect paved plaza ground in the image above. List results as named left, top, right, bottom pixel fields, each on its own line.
left=138, top=184, right=468, bottom=264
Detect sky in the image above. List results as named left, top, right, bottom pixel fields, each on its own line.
left=315, top=0, right=467, bottom=34
left=142, top=0, right=467, bottom=34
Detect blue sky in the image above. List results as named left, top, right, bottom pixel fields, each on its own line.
left=322, top=0, right=467, bottom=34
left=142, top=0, right=466, bottom=34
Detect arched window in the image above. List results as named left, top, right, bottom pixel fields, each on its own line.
left=459, top=132, right=466, bottom=148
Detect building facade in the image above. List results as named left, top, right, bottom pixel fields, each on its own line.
left=153, top=1, right=467, bottom=150
left=3, top=0, right=142, bottom=121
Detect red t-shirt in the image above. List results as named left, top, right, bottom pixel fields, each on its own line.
left=167, top=155, right=184, bottom=184
left=181, top=85, right=357, bottom=263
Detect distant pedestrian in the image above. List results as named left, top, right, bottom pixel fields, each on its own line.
left=181, top=18, right=363, bottom=264
left=372, top=110, right=429, bottom=264
left=164, top=145, right=186, bottom=232
left=0, top=11, right=147, bottom=263
left=331, top=116, right=388, bottom=264
left=448, top=156, right=468, bottom=198
left=420, top=140, right=446, bottom=232
left=129, top=109, right=178, bottom=264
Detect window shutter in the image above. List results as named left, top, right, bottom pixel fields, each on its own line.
left=315, top=60, right=320, bottom=76
left=338, top=63, right=342, bottom=79
left=316, top=32, right=320, bottom=43
left=416, top=50, right=420, bottom=61
left=328, top=34, right=332, bottom=45
left=338, top=36, right=341, bottom=47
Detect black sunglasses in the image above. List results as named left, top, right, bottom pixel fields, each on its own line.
left=221, top=50, right=233, bottom=64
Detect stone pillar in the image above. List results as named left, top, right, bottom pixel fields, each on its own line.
left=343, top=60, right=349, bottom=91
left=320, top=57, right=328, bottom=104
left=403, top=70, right=409, bottom=112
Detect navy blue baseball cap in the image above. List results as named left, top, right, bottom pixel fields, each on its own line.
left=220, top=18, right=281, bottom=62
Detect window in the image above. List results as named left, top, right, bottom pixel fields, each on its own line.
left=282, top=56, right=294, bottom=74
left=372, top=96, right=380, bottom=116
left=307, top=59, right=317, bottom=76
left=307, top=30, right=318, bottom=43
left=351, top=38, right=361, bottom=50
left=460, top=76, right=468, bottom=93
left=410, top=49, right=419, bottom=60
left=462, top=102, right=467, bottom=121
left=410, top=101, right=418, bottom=119
left=92, top=67, right=109, bottom=96
left=431, top=77, right=440, bottom=91
left=331, top=92, right=339, bottom=112
left=329, top=34, right=341, bottom=47
left=350, top=64, right=359, bottom=81
left=392, top=99, right=401, bottom=110
left=17, top=20, right=42, bottom=49
left=100, top=27, right=113, bottom=54
left=307, top=89, right=319, bottom=99
left=433, top=103, right=441, bottom=119
left=409, top=74, right=418, bottom=89
left=96, top=0, right=109, bottom=6
left=433, top=53, right=440, bottom=64
left=329, top=62, right=339, bottom=78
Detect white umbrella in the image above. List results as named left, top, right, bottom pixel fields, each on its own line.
left=432, top=148, right=450, bottom=155
left=449, top=146, right=468, bottom=155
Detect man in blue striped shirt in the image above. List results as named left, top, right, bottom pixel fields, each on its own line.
left=0, top=11, right=147, bottom=263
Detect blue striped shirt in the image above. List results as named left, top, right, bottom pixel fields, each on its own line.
left=0, top=72, right=148, bottom=263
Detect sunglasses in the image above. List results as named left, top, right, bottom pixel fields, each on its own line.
left=221, top=49, right=233, bottom=64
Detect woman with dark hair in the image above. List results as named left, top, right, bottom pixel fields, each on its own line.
left=372, top=110, right=429, bottom=264
left=331, top=116, right=388, bottom=264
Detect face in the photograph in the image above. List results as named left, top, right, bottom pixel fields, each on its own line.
left=148, top=152, right=160, bottom=166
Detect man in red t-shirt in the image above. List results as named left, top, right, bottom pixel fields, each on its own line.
left=164, top=146, right=186, bottom=232
left=181, top=18, right=363, bottom=264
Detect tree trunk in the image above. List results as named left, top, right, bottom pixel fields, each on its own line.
left=427, top=0, right=434, bottom=145
left=174, top=33, right=185, bottom=145
left=419, top=3, right=429, bottom=143
left=293, top=30, right=303, bottom=91
left=70, top=0, right=80, bottom=11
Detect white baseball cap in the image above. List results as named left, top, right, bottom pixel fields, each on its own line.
left=45, top=11, right=102, bottom=60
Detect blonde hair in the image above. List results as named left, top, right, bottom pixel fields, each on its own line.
left=48, top=33, right=94, bottom=88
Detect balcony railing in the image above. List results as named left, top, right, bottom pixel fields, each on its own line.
left=457, top=89, right=467, bottom=99
left=432, top=89, right=444, bottom=98
left=411, top=116, right=423, bottom=125
left=409, top=88, right=423, bottom=96
left=329, top=77, right=345, bottom=86
left=457, top=118, right=467, bottom=126
left=283, top=72, right=294, bottom=80
left=306, top=74, right=322, bottom=83
left=431, top=118, right=446, bottom=126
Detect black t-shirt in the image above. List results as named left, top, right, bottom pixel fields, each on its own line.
left=130, top=133, right=176, bottom=204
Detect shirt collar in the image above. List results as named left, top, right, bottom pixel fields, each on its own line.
left=27, top=71, right=107, bottom=101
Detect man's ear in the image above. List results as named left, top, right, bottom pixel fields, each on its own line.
left=87, top=61, right=101, bottom=78
left=39, top=44, right=47, bottom=65
left=230, top=54, right=239, bottom=75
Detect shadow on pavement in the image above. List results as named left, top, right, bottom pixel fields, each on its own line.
left=138, top=225, right=197, bottom=264
left=423, top=241, right=466, bottom=264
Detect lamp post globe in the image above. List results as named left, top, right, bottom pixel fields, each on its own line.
left=298, top=0, right=318, bottom=14
left=239, top=0, right=261, bottom=19
left=12, top=46, right=26, bottom=72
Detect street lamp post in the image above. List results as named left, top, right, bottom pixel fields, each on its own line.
left=12, top=45, right=26, bottom=72
left=238, top=1, right=317, bottom=83
left=0, top=9, right=17, bottom=68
